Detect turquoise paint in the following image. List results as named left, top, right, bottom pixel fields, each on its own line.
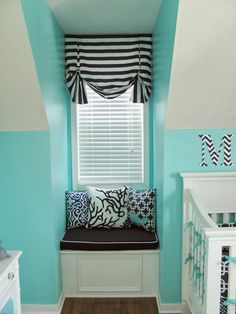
left=151, top=0, right=236, bottom=305
left=151, top=0, right=179, bottom=243
left=20, top=0, right=71, bottom=193
left=11, top=0, right=68, bottom=304
left=151, top=0, right=236, bottom=304
left=161, top=129, right=236, bottom=303
left=151, top=0, right=179, bottom=304
left=0, top=131, right=59, bottom=303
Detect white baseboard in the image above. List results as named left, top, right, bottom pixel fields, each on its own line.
left=156, top=294, right=182, bottom=313
left=21, top=294, right=64, bottom=314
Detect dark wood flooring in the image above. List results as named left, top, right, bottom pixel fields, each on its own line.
left=61, top=297, right=159, bottom=314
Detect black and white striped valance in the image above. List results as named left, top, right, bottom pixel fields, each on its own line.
left=65, top=34, right=152, bottom=104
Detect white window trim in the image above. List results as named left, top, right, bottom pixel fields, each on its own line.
left=71, top=95, right=149, bottom=190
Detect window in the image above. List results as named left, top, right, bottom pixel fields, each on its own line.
left=71, top=86, right=149, bottom=188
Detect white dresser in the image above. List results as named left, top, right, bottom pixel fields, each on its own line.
left=0, top=251, right=22, bottom=314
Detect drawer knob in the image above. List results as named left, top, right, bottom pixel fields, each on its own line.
left=8, top=272, right=14, bottom=280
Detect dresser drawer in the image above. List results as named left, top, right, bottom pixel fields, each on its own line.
left=0, top=298, right=14, bottom=314
left=0, top=264, right=16, bottom=298
left=0, top=252, right=22, bottom=314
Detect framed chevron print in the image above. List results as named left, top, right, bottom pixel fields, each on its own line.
left=199, top=134, right=233, bottom=167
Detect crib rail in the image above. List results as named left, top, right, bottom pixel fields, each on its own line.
left=187, top=189, right=217, bottom=228
left=183, top=188, right=236, bottom=314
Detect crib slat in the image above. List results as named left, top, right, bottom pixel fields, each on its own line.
left=199, top=230, right=205, bottom=304
left=204, top=240, right=222, bottom=313
left=231, top=212, right=236, bottom=222
left=210, top=213, right=218, bottom=224
left=196, top=220, right=201, bottom=298
left=223, top=213, right=230, bottom=224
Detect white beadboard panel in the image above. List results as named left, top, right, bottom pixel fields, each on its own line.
left=61, top=250, right=159, bottom=297
left=78, top=255, right=142, bottom=292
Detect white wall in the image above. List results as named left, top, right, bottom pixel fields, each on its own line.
left=165, top=0, right=236, bottom=129
left=0, top=0, right=48, bottom=131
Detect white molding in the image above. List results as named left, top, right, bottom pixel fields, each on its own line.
left=156, top=294, right=182, bottom=314
left=21, top=294, right=64, bottom=314
left=181, top=172, right=236, bottom=179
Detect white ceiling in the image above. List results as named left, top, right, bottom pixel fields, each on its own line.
left=46, top=0, right=162, bottom=34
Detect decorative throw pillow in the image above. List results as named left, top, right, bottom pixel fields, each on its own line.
left=86, top=186, right=130, bottom=229
left=66, top=191, right=89, bottom=229
left=127, top=188, right=156, bottom=232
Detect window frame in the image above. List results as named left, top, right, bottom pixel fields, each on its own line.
left=71, top=89, right=149, bottom=190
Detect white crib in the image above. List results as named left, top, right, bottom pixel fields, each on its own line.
left=181, top=172, right=236, bottom=314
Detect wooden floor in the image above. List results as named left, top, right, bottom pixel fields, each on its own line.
left=61, top=297, right=159, bottom=314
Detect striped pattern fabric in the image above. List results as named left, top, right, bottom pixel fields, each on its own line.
left=65, top=34, right=152, bottom=104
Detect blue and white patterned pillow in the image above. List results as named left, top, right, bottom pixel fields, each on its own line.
left=66, top=191, right=89, bottom=229
left=127, top=189, right=156, bottom=232
left=86, top=186, right=130, bottom=229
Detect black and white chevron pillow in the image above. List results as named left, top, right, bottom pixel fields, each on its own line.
left=86, top=186, right=130, bottom=229
left=127, top=189, right=156, bottom=232
left=66, top=191, right=89, bottom=229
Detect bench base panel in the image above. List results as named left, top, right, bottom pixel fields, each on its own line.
left=61, top=250, right=159, bottom=297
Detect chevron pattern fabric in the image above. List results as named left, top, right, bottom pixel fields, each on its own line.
left=65, top=34, right=152, bottom=104
left=199, top=134, right=233, bottom=167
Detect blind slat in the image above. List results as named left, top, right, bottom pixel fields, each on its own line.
left=77, top=86, right=144, bottom=185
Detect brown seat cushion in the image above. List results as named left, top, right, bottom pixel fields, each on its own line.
left=60, top=227, right=159, bottom=251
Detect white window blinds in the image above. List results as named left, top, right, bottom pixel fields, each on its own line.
left=76, top=86, right=144, bottom=185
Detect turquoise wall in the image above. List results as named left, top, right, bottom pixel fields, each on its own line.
left=3, top=0, right=233, bottom=307
left=152, top=0, right=236, bottom=305
left=0, top=0, right=68, bottom=305
left=151, top=0, right=179, bottom=303
left=20, top=0, right=69, bottom=303
left=20, top=0, right=69, bottom=245
left=151, top=0, right=179, bottom=242
left=0, top=131, right=57, bottom=303
left=162, top=130, right=236, bottom=303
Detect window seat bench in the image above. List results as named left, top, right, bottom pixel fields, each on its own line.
left=60, top=226, right=159, bottom=251
left=60, top=227, right=159, bottom=297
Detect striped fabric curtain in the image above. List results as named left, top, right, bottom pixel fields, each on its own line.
left=65, top=34, right=152, bottom=104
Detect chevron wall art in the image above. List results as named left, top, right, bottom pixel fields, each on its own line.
left=199, top=134, right=233, bottom=167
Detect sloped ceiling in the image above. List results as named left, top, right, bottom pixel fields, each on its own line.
left=165, top=0, right=236, bottom=129
left=0, top=0, right=48, bottom=131
left=46, top=0, right=162, bottom=34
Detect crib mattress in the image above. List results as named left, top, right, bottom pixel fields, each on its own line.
left=60, top=227, right=159, bottom=251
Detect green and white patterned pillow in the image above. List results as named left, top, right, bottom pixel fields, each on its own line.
left=86, top=186, right=130, bottom=229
